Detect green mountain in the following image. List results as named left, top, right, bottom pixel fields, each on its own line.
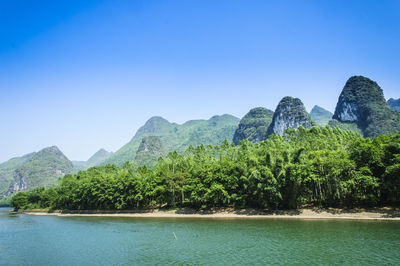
left=135, top=136, right=166, bottom=167
left=388, top=98, right=400, bottom=111
left=310, top=105, right=333, bottom=126
left=103, top=114, right=240, bottom=166
left=232, top=107, right=274, bottom=145
left=73, top=148, right=113, bottom=171
left=3, top=146, right=73, bottom=197
left=332, top=76, right=400, bottom=138
left=267, top=96, right=314, bottom=136
left=0, top=153, right=35, bottom=195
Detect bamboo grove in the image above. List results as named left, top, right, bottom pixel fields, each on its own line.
left=11, top=126, right=400, bottom=210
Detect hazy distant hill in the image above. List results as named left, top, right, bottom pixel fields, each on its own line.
left=103, top=114, right=240, bottom=166
left=310, top=105, right=333, bottom=126
left=73, top=148, right=113, bottom=171
left=388, top=98, right=400, bottom=111
left=2, top=146, right=73, bottom=197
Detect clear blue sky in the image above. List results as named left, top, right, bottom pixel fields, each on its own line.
left=1, top=0, right=399, bottom=162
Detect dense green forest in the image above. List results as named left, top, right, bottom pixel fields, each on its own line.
left=11, top=126, right=400, bottom=210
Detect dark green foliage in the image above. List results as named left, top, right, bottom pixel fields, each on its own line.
left=13, top=128, right=400, bottom=210
left=233, top=107, right=274, bottom=145
left=103, top=114, right=240, bottom=166
left=333, top=76, right=400, bottom=138
left=388, top=98, right=400, bottom=111
left=310, top=105, right=333, bottom=126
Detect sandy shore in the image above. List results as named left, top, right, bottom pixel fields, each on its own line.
left=19, top=207, right=400, bottom=220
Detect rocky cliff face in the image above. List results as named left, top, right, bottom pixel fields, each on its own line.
left=333, top=76, right=386, bottom=122
left=135, top=136, right=165, bottom=166
left=233, top=107, right=274, bottom=144
left=332, top=76, right=400, bottom=137
left=388, top=98, right=400, bottom=111
left=267, top=97, right=313, bottom=136
left=3, top=170, right=27, bottom=196
left=3, top=146, right=73, bottom=196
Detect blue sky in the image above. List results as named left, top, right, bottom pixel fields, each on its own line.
left=0, top=0, right=399, bottom=162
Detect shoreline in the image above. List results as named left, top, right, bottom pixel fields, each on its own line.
left=18, top=207, right=400, bottom=221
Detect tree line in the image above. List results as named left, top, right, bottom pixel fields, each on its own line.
left=11, top=126, right=400, bottom=210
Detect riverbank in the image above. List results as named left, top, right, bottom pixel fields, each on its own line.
left=18, top=207, right=400, bottom=220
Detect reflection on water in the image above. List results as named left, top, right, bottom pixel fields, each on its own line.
left=0, top=207, right=400, bottom=265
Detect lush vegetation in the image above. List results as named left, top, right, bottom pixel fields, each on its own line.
left=233, top=107, right=274, bottom=145
left=103, top=115, right=240, bottom=166
left=333, top=76, right=400, bottom=138
left=310, top=105, right=333, bottom=127
left=11, top=127, right=400, bottom=211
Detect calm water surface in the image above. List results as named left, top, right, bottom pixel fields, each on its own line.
left=1, top=207, right=400, bottom=265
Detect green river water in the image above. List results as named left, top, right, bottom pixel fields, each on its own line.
left=1, top=208, right=399, bottom=265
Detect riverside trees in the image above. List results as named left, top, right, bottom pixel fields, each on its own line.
left=11, top=127, right=400, bottom=210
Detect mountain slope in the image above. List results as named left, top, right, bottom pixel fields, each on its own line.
left=267, top=97, right=313, bottom=136
left=232, top=107, right=274, bottom=145
left=103, top=114, right=240, bottom=165
left=310, top=105, right=333, bottom=126
left=3, top=146, right=73, bottom=196
left=332, top=76, right=400, bottom=137
left=135, top=136, right=166, bottom=167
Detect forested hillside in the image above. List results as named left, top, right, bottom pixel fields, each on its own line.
left=12, top=127, right=400, bottom=210
left=103, top=114, right=239, bottom=166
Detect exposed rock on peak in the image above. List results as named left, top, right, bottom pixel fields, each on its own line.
left=135, top=136, right=165, bottom=166
left=267, top=97, right=313, bottom=136
left=333, top=76, right=386, bottom=122
left=233, top=107, right=274, bottom=145
left=3, top=146, right=73, bottom=197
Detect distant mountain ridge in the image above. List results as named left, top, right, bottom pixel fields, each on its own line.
left=388, top=98, right=400, bottom=111
left=310, top=105, right=333, bottom=126
left=73, top=148, right=113, bottom=171
left=103, top=114, right=240, bottom=165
